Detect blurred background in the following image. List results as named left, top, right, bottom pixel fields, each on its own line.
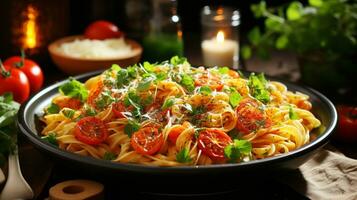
left=0, top=0, right=356, bottom=103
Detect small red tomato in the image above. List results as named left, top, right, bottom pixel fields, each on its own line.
left=335, top=105, right=357, bottom=143
left=4, top=56, right=43, bottom=93
left=131, top=127, right=163, bottom=155
left=197, top=129, right=232, bottom=161
left=0, top=64, right=30, bottom=103
left=235, top=98, right=272, bottom=134
left=84, top=20, right=122, bottom=40
left=74, top=117, right=108, bottom=145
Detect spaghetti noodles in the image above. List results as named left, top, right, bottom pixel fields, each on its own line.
left=41, top=57, right=321, bottom=166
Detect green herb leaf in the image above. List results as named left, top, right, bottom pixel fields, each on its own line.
left=62, top=108, right=75, bottom=119
left=199, top=86, right=212, bottom=95
left=155, top=72, right=167, bottom=81
left=83, top=104, right=97, bottom=116
left=176, top=147, right=192, bottom=163
left=289, top=106, right=299, bottom=120
left=180, top=74, right=195, bottom=92
left=229, top=91, right=242, bottom=108
left=224, top=139, right=252, bottom=163
left=46, top=103, right=60, bottom=114
left=137, top=78, right=153, bottom=92
left=103, top=152, right=116, bottom=160
left=124, top=120, right=141, bottom=137
left=111, top=64, right=121, bottom=72
left=162, top=98, right=175, bottom=110
left=41, top=132, right=58, bottom=147
left=218, top=67, right=229, bottom=74
left=59, top=78, right=88, bottom=102
left=0, top=93, right=20, bottom=128
left=143, top=62, right=155, bottom=72
left=248, top=73, right=270, bottom=104
left=170, top=56, right=187, bottom=65
left=116, top=68, right=129, bottom=88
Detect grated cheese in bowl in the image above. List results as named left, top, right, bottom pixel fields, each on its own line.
left=57, top=38, right=134, bottom=59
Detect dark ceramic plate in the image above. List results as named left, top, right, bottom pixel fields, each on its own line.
left=17, top=70, right=337, bottom=184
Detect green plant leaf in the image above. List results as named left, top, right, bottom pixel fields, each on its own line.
left=275, top=35, right=289, bottom=49
left=250, top=1, right=266, bottom=17
left=287, top=2, right=303, bottom=21
left=309, top=0, right=323, bottom=7
left=248, top=27, right=261, bottom=45
left=241, top=45, right=252, bottom=59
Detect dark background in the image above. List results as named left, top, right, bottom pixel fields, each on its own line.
left=0, top=0, right=297, bottom=58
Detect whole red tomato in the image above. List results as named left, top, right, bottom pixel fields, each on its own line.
left=3, top=55, right=43, bottom=93
left=0, top=64, right=30, bottom=103
left=84, top=20, right=122, bottom=40
left=335, top=105, right=357, bottom=143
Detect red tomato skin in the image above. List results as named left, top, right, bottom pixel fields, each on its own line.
left=131, top=127, right=163, bottom=155
left=74, top=117, right=108, bottom=145
left=168, top=125, right=185, bottom=144
left=235, top=98, right=272, bottom=134
left=84, top=20, right=122, bottom=40
left=198, top=129, right=232, bottom=161
left=112, top=102, right=127, bottom=118
left=3, top=57, right=43, bottom=93
left=336, top=106, right=357, bottom=143
left=0, top=66, right=30, bottom=103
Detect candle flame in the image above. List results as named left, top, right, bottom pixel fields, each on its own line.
left=217, top=31, right=225, bottom=43
left=23, top=5, right=38, bottom=49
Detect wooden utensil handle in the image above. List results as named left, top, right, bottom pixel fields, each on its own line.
left=49, top=179, right=104, bottom=200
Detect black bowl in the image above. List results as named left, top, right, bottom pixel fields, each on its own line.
left=17, top=70, right=337, bottom=192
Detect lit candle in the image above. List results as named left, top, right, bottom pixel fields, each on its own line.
left=22, top=5, right=39, bottom=53
left=201, top=31, right=238, bottom=67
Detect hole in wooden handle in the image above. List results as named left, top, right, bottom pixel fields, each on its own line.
left=62, top=185, right=84, bottom=194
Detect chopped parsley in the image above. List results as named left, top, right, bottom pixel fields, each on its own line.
left=248, top=73, right=270, bottom=104
left=124, top=120, right=141, bottom=137
left=46, top=103, right=60, bottom=114
left=162, top=98, right=175, bottom=110
left=137, top=78, right=153, bottom=92
left=180, top=74, right=195, bottom=92
left=229, top=91, right=242, bottom=108
left=103, top=152, right=116, bottom=160
left=218, top=67, right=229, bottom=74
left=224, top=139, right=252, bottom=163
left=199, top=86, right=212, bottom=95
left=289, top=106, right=299, bottom=120
left=176, top=147, right=192, bottom=163
left=170, top=56, right=187, bottom=65
left=143, top=62, right=155, bottom=72
left=59, top=78, right=88, bottom=102
left=41, top=132, right=58, bottom=147
left=62, top=108, right=75, bottom=119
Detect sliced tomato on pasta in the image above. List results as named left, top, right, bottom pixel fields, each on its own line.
left=131, top=127, right=164, bottom=155
left=74, top=117, right=108, bottom=145
left=194, top=73, right=223, bottom=91
left=54, top=96, right=82, bottom=110
left=198, top=129, right=232, bottom=161
left=235, top=98, right=272, bottom=134
left=112, top=102, right=129, bottom=118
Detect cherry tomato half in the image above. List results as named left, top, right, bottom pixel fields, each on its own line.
left=198, top=129, right=232, bottom=161
left=74, top=117, right=108, bottom=145
left=235, top=98, right=272, bottom=134
left=0, top=66, right=30, bottom=103
left=54, top=96, right=82, bottom=110
left=4, top=56, right=43, bottom=93
left=335, top=105, right=357, bottom=143
left=194, top=73, right=223, bottom=91
left=112, top=102, right=131, bottom=118
left=84, top=20, right=122, bottom=40
left=131, top=127, right=164, bottom=155
left=168, top=125, right=186, bottom=144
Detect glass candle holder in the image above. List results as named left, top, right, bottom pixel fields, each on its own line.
left=201, top=6, right=240, bottom=68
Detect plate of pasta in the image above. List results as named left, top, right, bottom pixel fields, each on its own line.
left=18, top=57, right=337, bottom=175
